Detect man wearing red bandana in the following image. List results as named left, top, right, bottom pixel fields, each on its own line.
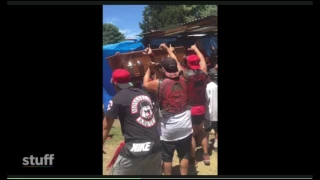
left=183, top=44, right=210, bottom=166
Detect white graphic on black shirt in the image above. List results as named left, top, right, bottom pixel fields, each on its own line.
left=107, top=100, right=113, bottom=111
left=130, top=142, right=151, bottom=152
left=131, top=95, right=156, bottom=127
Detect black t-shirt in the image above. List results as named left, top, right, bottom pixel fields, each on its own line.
left=105, top=87, right=161, bottom=158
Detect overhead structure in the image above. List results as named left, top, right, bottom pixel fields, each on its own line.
left=139, top=15, right=218, bottom=39
left=138, top=15, right=218, bottom=57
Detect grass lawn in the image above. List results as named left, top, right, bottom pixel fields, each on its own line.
left=103, top=120, right=217, bottom=175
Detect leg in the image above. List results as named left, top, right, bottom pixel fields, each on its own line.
left=190, top=115, right=203, bottom=166
left=161, top=140, right=176, bottom=175
left=189, top=115, right=199, bottom=166
left=196, top=120, right=210, bottom=165
left=110, top=155, right=140, bottom=175
left=204, top=119, right=213, bottom=149
left=190, top=134, right=197, bottom=166
left=141, top=152, right=162, bottom=175
left=205, top=131, right=210, bottom=150
left=176, top=134, right=192, bottom=175
left=198, top=122, right=209, bottom=154
left=212, top=121, right=218, bottom=149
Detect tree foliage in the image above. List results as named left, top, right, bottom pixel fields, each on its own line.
left=139, top=5, right=217, bottom=34
left=103, top=23, right=125, bottom=45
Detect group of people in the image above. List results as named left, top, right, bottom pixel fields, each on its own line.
left=103, top=42, right=218, bottom=175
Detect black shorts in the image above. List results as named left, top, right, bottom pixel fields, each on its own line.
left=191, top=114, right=205, bottom=126
left=204, top=120, right=217, bottom=133
left=161, top=134, right=192, bottom=162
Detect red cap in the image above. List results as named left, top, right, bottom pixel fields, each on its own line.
left=111, top=69, right=133, bottom=89
left=186, top=54, right=200, bottom=70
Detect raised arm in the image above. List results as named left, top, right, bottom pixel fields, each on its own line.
left=153, top=63, right=164, bottom=80
left=159, top=43, right=183, bottom=72
left=143, top=62, right=160, bottom=92
left=189, top=44, right=207, bottom=74
left=143, top=45, right=164, bottom=80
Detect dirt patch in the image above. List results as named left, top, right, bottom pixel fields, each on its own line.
left=103, top=121, right=217, bottom=175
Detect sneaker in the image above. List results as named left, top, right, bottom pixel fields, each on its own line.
left=203, top=154, right=210, bottom=165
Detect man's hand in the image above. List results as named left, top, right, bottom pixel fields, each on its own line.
left=161, top=43, right=182, bottom=72
left=143, top=44, right=152, bottom=55
left=188, top=44, right=199, bottom=51
left=143, top=44, right=153, bottom=55
left=159, top=43, right=168, bottom=50
left=160, top=43, right=175, bottom=52
left=168, top=44, right=175, bottom=52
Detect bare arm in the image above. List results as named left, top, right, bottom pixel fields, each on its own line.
left=143, top=66, right=159, bottom=92
left=103, top=116, right=114, bottom=145
left=160, top=43, right=183, bottom=72
left=147, top=51, right=164, bottom=79
left=103, top=99, right=119, bottom=145
left=153, top=68, right=163, bottom=80
left=143, top=67, right=151, bottom=85
left=189, top=44, right=207, bottom=74
left=143, top=46, right=164, bottom=81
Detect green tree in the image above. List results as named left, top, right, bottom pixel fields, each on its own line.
left=139, top=5, right=217, bottom=34
left=183, top=5, right=217, bottom=22
left=103, top=23, right=125, bottom=45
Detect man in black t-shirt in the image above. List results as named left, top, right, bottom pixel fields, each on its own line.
left=103, top=69, right=162, bottom=175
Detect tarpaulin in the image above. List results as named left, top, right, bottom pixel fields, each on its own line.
left=102, top=38, right=145, bottom=109
left=195, top=36, right=218, bottom=57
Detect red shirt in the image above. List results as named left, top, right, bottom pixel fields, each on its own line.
left=184, top=69, right=207, bottom=115
left=191, top=105, right=206, bottom=115
left=159, top=76, right=188, bottom=118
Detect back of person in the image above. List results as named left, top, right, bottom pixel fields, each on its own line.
left=105, top=69, right=162, bottom=175
left=158, top=76, right=192, bottom=141
left=184, top=69, right=207, bottom=115
left=112, top=88, right=161, bottom=157
left=158, top=76, right=188, bottom=118
left=184, top=46, right=211, bottom=166
left=142, top=44, right=193, bottom=175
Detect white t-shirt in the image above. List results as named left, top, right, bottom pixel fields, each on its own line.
left=158, top=110, right=193, bottom=141
left=205, top=82, right=218, bottom=122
